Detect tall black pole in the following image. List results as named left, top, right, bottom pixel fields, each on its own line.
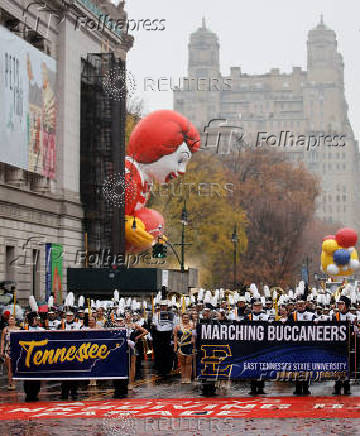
left=232, top=224, right=237, bottom=290
left=111, top=55, right=125, bottom=256
left=181, top=221, right=185, bottom=273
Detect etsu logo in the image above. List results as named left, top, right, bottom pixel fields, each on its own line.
left=200, top=344, right=232, bottom=377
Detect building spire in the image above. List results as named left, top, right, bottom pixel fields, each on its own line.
left=320, top=13, right=323, bottom=25
left=202, top=16, right=206, bottom=29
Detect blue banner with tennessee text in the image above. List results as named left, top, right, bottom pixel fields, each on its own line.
left=196, top=321, right=349, bottom=380
left=10, top=329, right=128, bottom=380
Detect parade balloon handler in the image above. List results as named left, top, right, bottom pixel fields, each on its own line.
left=124, top=110, right=200, bottom=253
left=173, top=312, right=195, bottom=384
left=0, top=314, right=20, bottom=390
left=246, top=300, right=269, bottom=395
left=22, top=311, right=43, bottom=402
left=333, top=296, right=353, bottom=395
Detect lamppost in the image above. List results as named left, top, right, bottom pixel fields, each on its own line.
left=180, top=200, right=188, bottom=273
left=231, top=224, right=238, bottom=290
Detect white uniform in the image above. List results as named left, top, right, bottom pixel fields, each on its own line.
left=249, top=311, right=269, bottom=321
left=62, top=321, right=81, bottom=330
left=48, top=320, right=61, bottom=330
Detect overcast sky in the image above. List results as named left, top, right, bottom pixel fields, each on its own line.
left=116, top=0, right=360, bottom=141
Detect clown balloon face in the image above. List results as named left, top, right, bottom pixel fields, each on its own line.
left=142, top=142, right=192, bottom=183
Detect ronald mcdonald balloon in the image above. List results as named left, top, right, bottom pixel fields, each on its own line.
left=124, top=110, right=200, bottom=253
left=321, top=227, right=360, bottom=277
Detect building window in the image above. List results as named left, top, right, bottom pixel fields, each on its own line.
left=342, top=195, right=346, bottom=201
left=336, top=195, right=340, bottom=202
left=328, top=163, right=332, bottom=170
left=342, top=164, right=346, bottom=170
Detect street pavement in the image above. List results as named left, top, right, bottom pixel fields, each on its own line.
left=1, top=362, right=360, bottom=435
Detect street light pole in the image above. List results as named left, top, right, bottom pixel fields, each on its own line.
left=231, top=224, right=238, bottom=290
left=181, top=201, right=188, bottom=273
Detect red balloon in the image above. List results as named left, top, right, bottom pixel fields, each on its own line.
left=135, top=208, right=164, bottom=239
left=335, top=227, right=358, bottom=248
left=322, top=235, right=335, bottom=241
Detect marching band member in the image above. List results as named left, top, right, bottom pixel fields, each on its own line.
left=23, top=312, right=43, bottom=402
left=173, top=312, right=195, bottom=383
left=152, top=301, right=176, bottom=376
left=0, top=315, right=20, bottom=390
left=247, top=300, right=268, bottom=395
left=333, top=296, right=353, bottom=395
left=289, top=299, right=315, bottom=396
left=57, top=311, right=81, bottom=400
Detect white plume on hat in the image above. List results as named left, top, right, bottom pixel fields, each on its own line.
left=249, top=283, right=257, bottom=294
left=245, top=291, right=251, bottom=302
left=272, top=290, right=278, bottom=300
left=48, top=296, right=54, bottom=308
left=65, top=292, right=74, bottom=308
left=204, top=291, right=212, bottom=304
left=114, top=290, right=119, bottom=303
left=78, top=296, right=84, bottom=307
left=29, top=296, right=38, bottom=312
left=264, top=286, right=270, bottom=298
left=198, top=289, right=204, bottom=302
left=234, top=292, right=240, bottom=302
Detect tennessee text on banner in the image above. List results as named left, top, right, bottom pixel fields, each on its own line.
left=10, top=329, right=128, bottom=380
left=196, top=321, right=349, bottom=380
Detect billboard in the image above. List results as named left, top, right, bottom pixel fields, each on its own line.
left=45, top=243, right=63, bottom=304
left=0, top=26, right=56, bottom=178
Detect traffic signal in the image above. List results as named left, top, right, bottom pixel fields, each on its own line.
left=152, top=243, right=167, bottom=258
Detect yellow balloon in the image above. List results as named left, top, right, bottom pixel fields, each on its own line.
left=322, top=239, right=340, bottom=254
left=351, top=248, right=358, bottom=260
left=125, top=215, right=154, bottom=253
left=321, top=250, right=333, bottom=272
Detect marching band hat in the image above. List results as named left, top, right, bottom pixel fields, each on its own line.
left=339, top=296, right=351, bottom=307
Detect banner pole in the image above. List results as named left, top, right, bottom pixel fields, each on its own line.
left=13, top=289, right=16, bottom=318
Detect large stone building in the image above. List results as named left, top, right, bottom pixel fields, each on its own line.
left=0, top=0, right=132, bottom=303
left=174, top=18, right=360, bottom=228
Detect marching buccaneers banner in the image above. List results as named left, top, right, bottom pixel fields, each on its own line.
left=196, top=321, right=349, bottom=380
left=10, top=330, right=128, bottom=380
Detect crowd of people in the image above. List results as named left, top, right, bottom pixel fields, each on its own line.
left=0, top=280, right=359, bottom=401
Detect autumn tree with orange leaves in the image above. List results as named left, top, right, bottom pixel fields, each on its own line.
left=224, top=148, right=320, bottom=287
